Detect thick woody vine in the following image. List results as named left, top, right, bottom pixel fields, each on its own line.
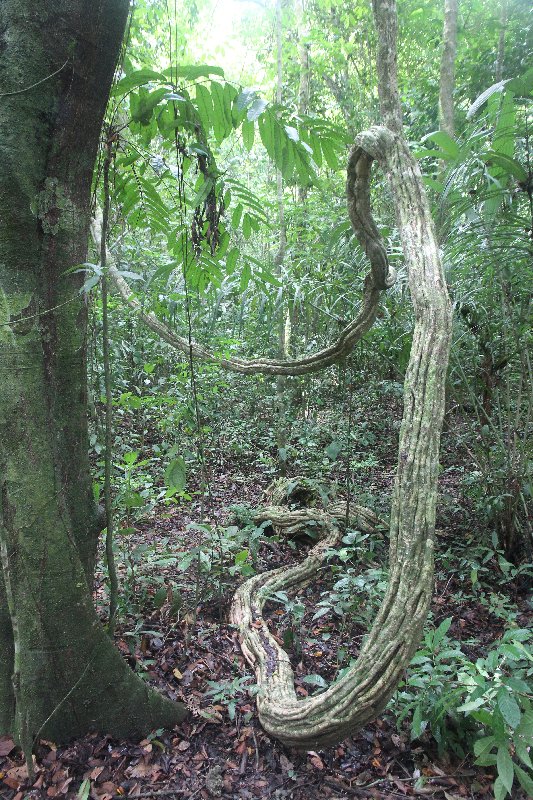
left=94, top=0, right=452, bottom=751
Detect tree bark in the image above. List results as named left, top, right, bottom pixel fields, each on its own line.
left=230, top=0, right=453, bottom=750
left=274, top=0, right=289, bottom=475
left=439, top=0, right=458, bottom=137
left=495, top=0, right=507, bottom=82
left=0, top=0, right=185, bottom=745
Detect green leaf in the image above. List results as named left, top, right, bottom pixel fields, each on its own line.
left=191, top=176, right=215, bottom=209
left=231, top=203, right=243, bottom=229
left=506, top=66, right=533, bottom=96
left=411, top=704, right=426, bottom=739
left=285, top=125, right=299, bottom=142
left=242, top=214, right=252, bottom=240
left=320, top=137, right=338, bottom=169
left=165, top=456, right=186, bottom=491
left=242, top=119, right=254, bottom=151
left=239, top=262, right=251, bottom=292
left=195, top=83, right=213, bottom=134
left=234, top=549, right=249, bottom=565
left=226, top=247, right=239, bottom=273
left=493, top=776, right=508, bottom=800
left=433, top=616, right=453, bottom=646
left=247, top=98, right=268, bottom=121
left=497, top=688, right=521, bottom=729
left=515, top=736, right=533, bottom=770
left=514, top=763, right=533, bottom=796
left=325, top=440, right=342, bottom=461
left=258, top=113, right=276, bottom=161
left=113, top=68, right=167, bottom=95
left=422, top=131, right=460, bottom=159
left=474, top=735, right=496, bottom=757
left=174, top=64, right=224, bottom=80
left=457, top=697, right=486, bottom=713
left=210, top=81, right=231, bottom=143
left=76, top=779, right=91, bottom=800
left=496, top=746, right=514, bottom=793
left=131, top=87, right=169, bottom=125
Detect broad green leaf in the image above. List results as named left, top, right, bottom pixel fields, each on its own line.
left=210, top=81, right=230, bottom=143
left=457, top=697, right=485, bottom=713
left=258, top=113, right=276, bottom=161
left=325, top=440, right=342, bottom=461
left=191, top=176, right=215, bottom=209
left=281, top=141, right=295, bottom=181
left=242, top=214, right=252, bottom=240
left=195, top=83, right=213, bottom=134
left=231, top=203, right=243, bottom=228
left=113, top=68, right=167, bottom=95
left=242, top=119, right=254, bottom=151
left=174, top=64, right=224, bottom=80
left=493, top=90, right=515, bottom=159
left=131, top=87, right=169, bottom=125
left=236, top=87, right=257, bottom=111
left=411, top=704, right=426, bottom=739
left=224, top=82, right=238, bottom=128
left=320, top=137, right=338, bottom=169
left=514, top=764, right=533, bottom=795
left=496, top=746, right=514, bottom=793
left=474, top=735, right=496, bottom=757
left=247, top=98, right=268, bottom=121
left=226, top=247, right=239, bottom=273
left=422, top=131, right=460, bottom=159
left=433, top=616, right=453, bottom=646
left=493, top=776, right=508, bottom=800
left=285, top=125, right=299, bottom=142
left=497, top=689, right=521, bottom=729
left=239, top=261, right=251, bottom=292
left=507, top=66, right=533, bottom=96
left=515, top=737, right=533, bottom=770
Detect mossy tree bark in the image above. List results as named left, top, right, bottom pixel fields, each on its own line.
left=0, top=0, right=185, bottom=746
left=230, top=0, right=453, bottom=749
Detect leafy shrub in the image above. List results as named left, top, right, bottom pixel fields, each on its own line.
left=393, top=619, right=533, bottom=799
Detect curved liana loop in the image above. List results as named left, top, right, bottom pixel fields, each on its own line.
left=347, top=135, right=396, bottom=290
left=94, top=128, right=396, bottom=378
left=229, top=123, right=452, bottom=750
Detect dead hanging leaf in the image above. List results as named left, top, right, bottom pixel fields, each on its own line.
left=0, top=737, right=15, bottom=757
left=173, top=667, right=183, bottom=680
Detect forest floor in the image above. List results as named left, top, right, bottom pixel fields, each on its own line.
left=1, top=388, right=531, bottom=800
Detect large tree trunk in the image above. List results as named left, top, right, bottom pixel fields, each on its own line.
left=230, top=0, right=453, bottom=749
left=0, top=0, right=185, bottom=747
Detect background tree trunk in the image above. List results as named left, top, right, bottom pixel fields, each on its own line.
left=0, top=0, right=185, bottom=745
left=439, top=0, right=458, bottom=137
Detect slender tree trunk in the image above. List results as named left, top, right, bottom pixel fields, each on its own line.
left=274, top=0, right=289, bottom=475
left=0, top=0, right=185, bottom=746
left=296, top=0, right=311, bottom=205
left=495, top=0, right=508, bottom=82
left=439, top=0, right=458, bottom=137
